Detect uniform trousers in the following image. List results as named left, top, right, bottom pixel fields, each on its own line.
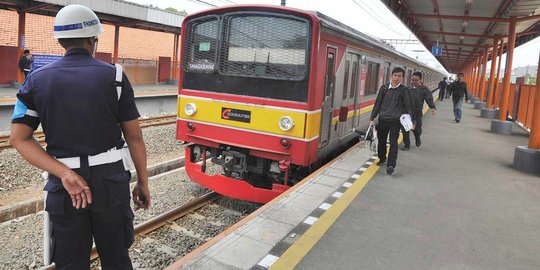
left=45, top=160, right=134, bottom=270
left=376, top=118, right=401, bottom=167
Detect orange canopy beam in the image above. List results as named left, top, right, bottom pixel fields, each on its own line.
left=408, top=13, right=510, bottom=22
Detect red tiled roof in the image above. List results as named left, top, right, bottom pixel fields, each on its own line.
left=0, top=10, right=175, bottom=60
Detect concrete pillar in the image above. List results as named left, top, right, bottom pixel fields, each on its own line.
left=491, top=17, right=516, bottom=135
left=474, top=101, right=486, bottom=109
left=513, top=55, right=540, bottom=176
left=480, top=108, right=500, bottom=119
left=512, top=55, right=540, bottom=175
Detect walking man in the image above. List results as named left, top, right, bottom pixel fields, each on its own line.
left=10, top=5, right=150, bottom=269
left=448, top=72, right=469, bottom=123
left=402, top=71, right=436, bottom=150
left=433, top=76, right=447, bottom=101
left=369, top=67, right=413, bottom=175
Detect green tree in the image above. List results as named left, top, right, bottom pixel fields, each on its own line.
left=165, top=7, right=188, bottom=16
left=528, top=74, right=537, bottom=85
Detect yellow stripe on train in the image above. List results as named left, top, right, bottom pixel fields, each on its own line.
left=331, top=105, right=374, bottom=125
left=178, top=97, right=320, bottom=139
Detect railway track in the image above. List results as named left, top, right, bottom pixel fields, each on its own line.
left=0, top=115, right=177, bottom=150
left=42, top=192, right=221, bottom=270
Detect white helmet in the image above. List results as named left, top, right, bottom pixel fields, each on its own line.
left=53, top=4, right=104, bottom=39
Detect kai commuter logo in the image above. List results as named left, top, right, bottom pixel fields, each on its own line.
left=221, top=108, right=251, bottom=123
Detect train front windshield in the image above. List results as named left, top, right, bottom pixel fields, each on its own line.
left=182, top=12, right=311, bottom=102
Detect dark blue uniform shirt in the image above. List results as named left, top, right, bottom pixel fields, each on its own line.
left=11, top=48, right=140, bottom=158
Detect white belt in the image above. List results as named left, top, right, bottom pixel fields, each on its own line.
left=57, top=148, right=123, bottom=169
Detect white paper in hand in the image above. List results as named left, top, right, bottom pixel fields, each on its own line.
left=400, top=114, right=413, bottom=131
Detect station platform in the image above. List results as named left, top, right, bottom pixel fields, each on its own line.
left=167, top=98, right=540, bottom=270
left=0, top=83, right=177, bottom=104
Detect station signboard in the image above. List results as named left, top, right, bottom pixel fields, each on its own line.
left=431, top=46, right=443, bottom=56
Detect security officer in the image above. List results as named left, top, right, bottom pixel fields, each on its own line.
left=10, top=4, right=150, bottom=270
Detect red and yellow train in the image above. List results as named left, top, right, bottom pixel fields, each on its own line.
left=177, top=5, right=444, bottom=203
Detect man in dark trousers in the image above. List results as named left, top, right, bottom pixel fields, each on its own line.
left=10, top=5, right=150, bottom=269
left=433, top=76, right=447, bottom=101
left=448, top=72, right=469, bottom=123
left=18, top=49, right=33, bottom=79
left=369, top=67, right=413, bottom=175
left=402, top=71, right=436, bottom=150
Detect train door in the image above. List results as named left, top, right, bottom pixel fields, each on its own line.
left=357, top=55, right=367, bottom=127
left=319, top=47, right=336, bottom=148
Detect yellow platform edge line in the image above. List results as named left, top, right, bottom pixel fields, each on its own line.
left=269, top=160, right=381, bottom=270
left=268, top=93, right=435, bottom=269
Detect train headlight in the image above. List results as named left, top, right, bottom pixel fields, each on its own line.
left=278, top=116, right=294, bottom=131
left=184, top=103, right=197, bottom=116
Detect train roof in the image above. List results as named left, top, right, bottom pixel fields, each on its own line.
left=312, top=11, right=443, bottom=75
left=185, top=4, right=443, bottom=75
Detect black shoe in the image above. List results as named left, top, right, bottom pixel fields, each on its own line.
left=377, top=159, right=386, bottom=166
left=415, top=138, right=421, bottom=147
left=456, top=119, right=460, bottom=123
left=401, top=145, right=410, bottom=151
left=386, top=166, right=394, bottom=175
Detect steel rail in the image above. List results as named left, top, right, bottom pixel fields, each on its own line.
left=0, top=115, right=177, bottom=150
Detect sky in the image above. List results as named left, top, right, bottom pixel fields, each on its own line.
left=126, top=0, right=540, bottom=75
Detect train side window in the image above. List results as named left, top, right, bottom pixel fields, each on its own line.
left=342, top=60, right=350, bottom=99
left=364, top=61, right=380, bottom=96
left=325, top=51, right=335, bottom=98
left=350, top=61, right=358, bottom=98
left=403, top=66, right=407, bottom=83
left=384, top=61, right=391, bottom=85
left=182, top=16, right=219, bottom=73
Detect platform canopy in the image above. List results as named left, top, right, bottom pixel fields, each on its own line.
left=381, top=0, right=540, bottom=72
left=0, top=0, right=183, bottom=34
